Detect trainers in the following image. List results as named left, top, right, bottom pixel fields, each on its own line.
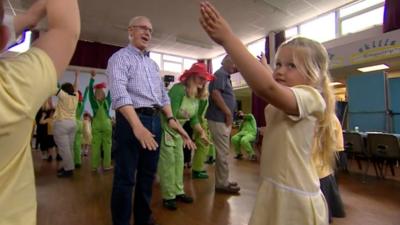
left=176, top=194, right=193, bottom=203
left=163, top=199, right=177, bottom=210
left=215, top=183, right=240, bottom=194
left=234, top=154, right=243, bottom=160
left=192, top=170, right=209, bottom=179
left=56, top=154, right=62, bottom=161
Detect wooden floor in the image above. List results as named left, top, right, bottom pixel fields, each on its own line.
left=33, top=150, right=400, bottom=225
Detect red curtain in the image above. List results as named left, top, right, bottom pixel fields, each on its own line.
left=383, top=0, right=400, bottom=33
left=70, top=40, right=123, bottom=69
left=251, top=31, right=285, bottom=127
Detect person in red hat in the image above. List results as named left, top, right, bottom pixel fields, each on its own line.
left=89, top=70, right=113, bottom=171
left=158, top=62, right=213, bottom=210
left=73, top=70, right=89, bottom=168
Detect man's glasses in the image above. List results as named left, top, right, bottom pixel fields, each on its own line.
left=130, top=25, right=153, bottom=34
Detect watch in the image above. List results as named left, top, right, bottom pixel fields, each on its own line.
left=167, top=117, right=176, bottom=122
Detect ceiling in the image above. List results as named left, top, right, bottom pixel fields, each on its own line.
left=6, top=0, right=356, bottom=59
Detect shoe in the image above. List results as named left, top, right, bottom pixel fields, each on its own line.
left=234, top=154, right=243, bottom=160
left=215, top=183, right=240, bottom=194
left=249, top=155, right=257, bottom=161
left=57, top=170, right=73, bottom=178
left=56, top=154, right=62, bottom=161
left=47, top=155, right=53, bottom=162
left=163, top=199, right=177, bottom=210
left=176, top=194, right=193, bottom=203
left=229, top=181, right=238, bottom=187
left=192, top=170, right=209, bottom=179
left=184, top=162, right=192, bottom=169
left=204, top=156, right=215, bottom=164
left=57, top=168, right=65, bottom=174
left=104, top=166, right=113, bottom=171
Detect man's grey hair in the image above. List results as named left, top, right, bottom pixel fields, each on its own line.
left=128, top=16, right=151, bottom=27
left=221, top=55, right=233, bottom=65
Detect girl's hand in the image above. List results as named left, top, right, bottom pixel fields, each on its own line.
left=257, top=52, right=268, bottom=67
left=199, top=1, right=233, bottom=45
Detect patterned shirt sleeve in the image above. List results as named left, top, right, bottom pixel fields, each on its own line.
left=107, top=52, right=133, bottom=109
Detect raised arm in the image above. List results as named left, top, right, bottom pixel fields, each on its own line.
left=13, top=0, right=46, bottom=37
left=32, top=0, right=80, bottom=76
left=199, top=2, right=298, bottom=115
left=88, top=71, right=97, bottom=108
left=73, top=70, right=80, bottom=92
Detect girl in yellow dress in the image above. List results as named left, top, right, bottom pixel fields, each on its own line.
left=200, top=2, right=336, bottom=224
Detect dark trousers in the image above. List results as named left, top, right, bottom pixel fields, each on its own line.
left=111, top=112, right=161, bottom=225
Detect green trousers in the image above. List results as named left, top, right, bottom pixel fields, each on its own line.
left=91, top=121, right=112, bottom=169
left=231, top=131, right=256, bottom=156
left=192, top=122, right=214, bottom=172
left=158, top=131, right=185, bottom=200
left=73, top=119, right=83, bottom=165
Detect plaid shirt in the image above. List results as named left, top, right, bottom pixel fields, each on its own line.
left=107, top=45, right=170, bottom=109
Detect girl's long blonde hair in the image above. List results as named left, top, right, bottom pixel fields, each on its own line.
left=280, top=37, right=337, bottom=168
left=183, top=75, right=209, bottom=100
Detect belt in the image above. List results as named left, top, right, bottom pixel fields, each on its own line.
left=135, top=106, right=161, bottom=116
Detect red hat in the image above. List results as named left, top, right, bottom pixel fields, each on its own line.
left=94, top=82, right=107, bottom=89
left=179, top=63, right=214, bottom=82
left=78, top=90, right=83, bottom=102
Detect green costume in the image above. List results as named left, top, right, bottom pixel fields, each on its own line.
left=192, top=99, right=214, bottom=178
left=231, top=114, right=257, bottom=157
left=158, top=83, right=200, bottom=200
left=73, top=87, right=89, bottom=166
left=89, top=78, right=112, bottom=170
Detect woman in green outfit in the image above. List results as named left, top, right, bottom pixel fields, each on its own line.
left=89, top=71, right=112, bottom=171
left=158, top=63, right=213, bottom=210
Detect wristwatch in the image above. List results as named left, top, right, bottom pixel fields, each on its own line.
left=167, top=117, right=176, bottom=122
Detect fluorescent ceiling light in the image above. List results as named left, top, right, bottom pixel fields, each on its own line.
left=330, top=82, right=343, bottom=86
left=357, top=64, right=389, bottom=72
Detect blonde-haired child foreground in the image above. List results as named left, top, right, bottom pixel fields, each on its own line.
left=200, top=2, right=336, bottom=224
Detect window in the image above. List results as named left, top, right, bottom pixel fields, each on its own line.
left=247, top=38, right=265, bottom=57
left=8, top=30, right=32, bottom=53
left=299, top=12, right=336, bottom=43
left=341, top=7, right=384, bottom=35
left=339, top=0, right=384, bottom=18
left=212, top=54, right=226, bottom=73
left=149, top=52, right=161, bottom=68
left=163, top=61, right=182, bottom=73
left=163, top=54, right=182, bottom=63
left=285, top=27, right=298, bottom=40
left=183, top=58, right=197, bottom=70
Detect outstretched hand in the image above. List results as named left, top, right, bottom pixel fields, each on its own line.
left=199, top=1, right=233, bottom=45
left=257, top=52, right=268, bottom=67
left=257, top=52, right=274, bottom=73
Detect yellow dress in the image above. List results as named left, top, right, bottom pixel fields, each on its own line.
left=82, top=119, right=92, bottom=145
left=249, top=85, right=328, bottom=225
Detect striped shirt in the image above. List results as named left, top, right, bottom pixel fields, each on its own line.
left=107, top=45, right=170, bottom=109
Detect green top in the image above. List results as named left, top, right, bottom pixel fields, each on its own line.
left=89, top=78, right=111, bottom=118
left=168, top=83, right=200, bottom=127
left=239, top=113, right=257, bottom=134
left=75, top=87, right=89, bottom=120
